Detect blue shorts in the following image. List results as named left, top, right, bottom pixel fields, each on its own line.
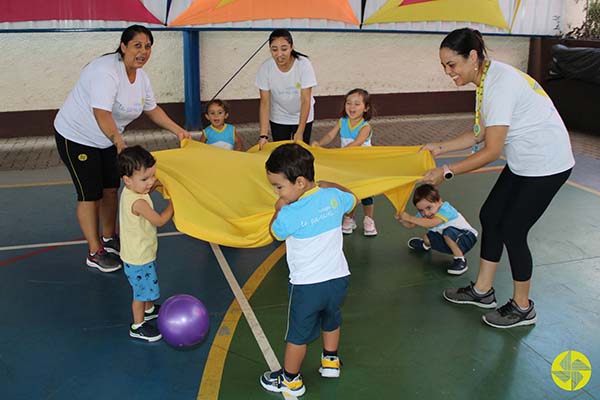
left=285, top=275, right=350, bottom=345
left=427, top=227, right=477, bottom=255
left=123, top=260, right=160, bottom=302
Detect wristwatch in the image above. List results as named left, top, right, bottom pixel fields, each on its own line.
left=442, top=164, right=454, bottom=180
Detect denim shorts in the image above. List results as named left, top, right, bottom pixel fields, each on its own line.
left=427, top=227, right=477, bottom=255
left=123, top=260, right=160, bottom=302
left=285, top=275, right=350, bottom=345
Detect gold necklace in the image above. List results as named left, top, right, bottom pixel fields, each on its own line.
left=473, top=60, right=490, bottom=137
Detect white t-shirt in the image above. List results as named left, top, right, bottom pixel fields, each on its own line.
left=482, top=60, right=575, bottom=176
left=255, top=56, right=317, bottom=125
left=54, top=53, right=157, bottom=148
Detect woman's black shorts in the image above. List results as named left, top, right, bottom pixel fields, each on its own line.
left=55, top=130, right=119, bottom=201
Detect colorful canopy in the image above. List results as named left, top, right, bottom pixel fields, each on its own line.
left=363, top=0, right=509, bottom=31
left=0, top=0, right=163, bottom=25
left=154, top=140, right=434, bottom=248
left=169, top=0, right=359, bottom=27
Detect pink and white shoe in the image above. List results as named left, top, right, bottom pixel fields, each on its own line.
left=342, top=216, right=357, bottom=234
left=363, top=216, right=378, bottom=236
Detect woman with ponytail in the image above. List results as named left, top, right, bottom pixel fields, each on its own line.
left=256, top=29, right=317, bottom=148
left=419, top=28, right=574, bottom=329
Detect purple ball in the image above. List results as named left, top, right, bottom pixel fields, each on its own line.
left=157, top=294, right=210, bottom=347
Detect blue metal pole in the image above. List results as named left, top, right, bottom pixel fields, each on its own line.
left=183, top=31, right=201, bottom=130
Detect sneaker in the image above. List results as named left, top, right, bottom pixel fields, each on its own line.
left=86, top=248, right=122, bottom=273
left=144, top=304, right=160, bottom=321
left=363, top=216, right=378, bottom=236
left=482, top=299, right=537, bottom=329
left=260, top=369, right=305, bottom=396
left=443, top=281, right=497, bottom=309
left=407, top=237, right=431, bottom=251
left=129, top=322, right=162, bottom=342
left=447, top=258, right=468, bottom=275
left=342, top=216, right=357, bottom=234
left=101, top=236, right=120, bottom=255
left=319, top=353, right=341, bottom=378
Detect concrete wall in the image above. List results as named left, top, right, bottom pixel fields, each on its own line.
left=1, top=30, right=529, bottom=113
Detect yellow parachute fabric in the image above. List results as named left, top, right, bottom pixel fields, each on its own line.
left=153, top=140, right=434, bottom=248
left=364, top=0, right=509, bottom=31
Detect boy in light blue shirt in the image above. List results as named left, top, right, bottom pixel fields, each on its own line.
left=260, top=143, right=358, bottom=397
left=398, top=184, right=478, bottom=275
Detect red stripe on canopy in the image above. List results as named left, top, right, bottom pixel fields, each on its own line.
left=0, top=0, right=162, bottom=24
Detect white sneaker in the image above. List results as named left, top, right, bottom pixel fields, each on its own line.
left=319, top=353, right=341, bottom=378
left=363, top=216, right=378, bottom=236
left=342, top=216, right=357, bottom=234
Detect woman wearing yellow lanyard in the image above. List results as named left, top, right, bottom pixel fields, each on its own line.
left=419, top=28, right=574, bottom=329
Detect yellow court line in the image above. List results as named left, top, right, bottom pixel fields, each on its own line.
left=197, top=243, right=286, bottom=400
left=0, top=181, right=70, bottom=189
left=567, top=180, right=600, bottom=196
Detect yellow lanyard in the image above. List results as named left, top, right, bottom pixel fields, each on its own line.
left=473, top=60, right=490, bottom=137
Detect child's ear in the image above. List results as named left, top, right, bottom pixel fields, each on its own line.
left=295, top=176, right=307, bottom=188
left=122, top=176, right=132, bottom=185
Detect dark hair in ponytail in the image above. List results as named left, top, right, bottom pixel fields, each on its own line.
left=268, top=29, right=309, bottom=59
left=440, top=28, right=487, bottom=67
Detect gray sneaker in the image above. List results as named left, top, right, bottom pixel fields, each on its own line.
left=86, top=248, right=122, bottom=273
left=443, top=281, right=497, bottom=309
left=482, top=299, right=537, bottom=329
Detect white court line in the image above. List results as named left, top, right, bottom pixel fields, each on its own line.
left=0, top=231, right=183, bottom=252
left=209, top=243, right=296, bottom=400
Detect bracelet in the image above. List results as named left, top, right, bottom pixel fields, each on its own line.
left=259, top=135, right=269, bottom=140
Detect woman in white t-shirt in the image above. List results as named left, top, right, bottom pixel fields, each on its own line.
left=256, top=29, right=317, bottom=149
left=420, top=28, right=574, bottom=329
left=54, top=25, right=190, bottom=273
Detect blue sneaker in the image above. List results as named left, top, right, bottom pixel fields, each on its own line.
left=260, top=369, right=305, bottom=396
left=447, top=258, right=468, bottom=275
left=407, top=237, right=431, bottom=251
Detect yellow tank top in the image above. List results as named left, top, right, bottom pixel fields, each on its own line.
left=119, top=187, right=158, bottom=264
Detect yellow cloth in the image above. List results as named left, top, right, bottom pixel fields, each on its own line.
left=153, top=140, right=434, bottom=248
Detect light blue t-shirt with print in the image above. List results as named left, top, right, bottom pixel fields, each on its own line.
left=416, top=201, right=478, bottom=236
left=271, top=186, right=356, bottom=285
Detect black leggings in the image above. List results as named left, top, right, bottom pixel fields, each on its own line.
left=270, top=121, right=313, bottom=144
left=479, top=166, right=571, bottom=282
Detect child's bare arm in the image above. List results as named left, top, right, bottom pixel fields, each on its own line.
left=399, top=211, right=443, bottom=229
left=346, top=125, right=371, bottom=147
left=395, top=212, right=417, bottom=228
left=268, top=197, right=288, bottom=240
left=312, top=123, right=340, bottom=147
left=234, top=133, right=244, bottom=151
left=132, top=199, right=174, bottom=227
